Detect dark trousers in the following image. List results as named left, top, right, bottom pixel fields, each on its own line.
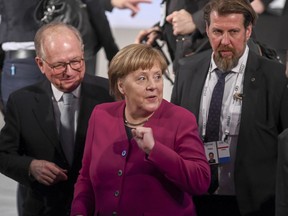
left=17, top=184, right=27, bottom=216
left=84, top=55, right=96, bottom=76
left=193, top=195, right=242, bottom=216
left=1, top=57, right=45, bottom=109
left=18, top=185, right=72, bottom=216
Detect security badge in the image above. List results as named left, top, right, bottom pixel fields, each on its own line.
left=204, top=141, right=231, bottom=165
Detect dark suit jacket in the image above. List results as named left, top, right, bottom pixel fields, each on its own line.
left=162, top=0, right=210, bottom=61
left=84, top=0, right=119, bottom=61
left=254, top=0, right=288, bottom=50
left=0, top=0, right=118, bottom=62
left=0, top=0, right=39, bottom=43
left=279, top=2, right=288, bottom=49
left=0, top=74, right=114, bottom=215
left=276, top=128, right=288, bottom=216
left=171, top=49, right=288, bottom=215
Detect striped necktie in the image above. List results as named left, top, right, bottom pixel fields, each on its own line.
left=206, top=69, right=230, bottom=194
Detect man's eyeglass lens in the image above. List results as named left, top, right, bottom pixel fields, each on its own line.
left=43, top=59, right=84, bottom=74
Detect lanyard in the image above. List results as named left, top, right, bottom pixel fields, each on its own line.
left=201, top=63, right=245, bottom=141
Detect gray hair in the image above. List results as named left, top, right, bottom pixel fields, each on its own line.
left=34, top=22, right=84, bottom=58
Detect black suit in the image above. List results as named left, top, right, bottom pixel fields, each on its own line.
left=0, top=0, right=118, bottom=106
left=278, top=2, right=288, bottom=50
left=161, top=0, right=210, bottom=61
left=0, top=0, right=118, bottom=61
left=84, top=0, right=118, bottom=62
left=276, top=128, right=288, bottom=216
left=253, top=0, right=288, bottom=62
left=0, top=74, right=114, bottom=216
left=171, top=49, right=288, bottom=215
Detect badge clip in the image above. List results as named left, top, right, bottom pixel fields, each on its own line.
left=233, top=92, right=244, bottom=101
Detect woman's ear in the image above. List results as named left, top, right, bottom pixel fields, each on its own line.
left=117, top=79, right=124, bottom=95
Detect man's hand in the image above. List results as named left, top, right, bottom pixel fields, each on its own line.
left=251, top=0, right=265, bottom=14
left=111, top=0, right=152, bottom=16
left=134, top=26, right=161, bottom=45
left=166, top=9, right=196, bottom=36
left=29, top=159, right=68, bottom=186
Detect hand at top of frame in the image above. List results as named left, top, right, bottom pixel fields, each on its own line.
left=111, top=0, right=152, bottom=16
left=166, top=9, right=196, bottom=36
left=250, top=0, right=265, bottom=14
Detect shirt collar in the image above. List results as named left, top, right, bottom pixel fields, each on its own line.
left=51, top=84, right=81, bottom=102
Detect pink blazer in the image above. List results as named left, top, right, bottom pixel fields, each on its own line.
left=71, top=99, right=210, bottom=216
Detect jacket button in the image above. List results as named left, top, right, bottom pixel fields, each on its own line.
left=121, top=150, right=127, bottom=157
left=118, top=169, right=123, bottom=176
left=114, top=190, right=120, bottom=197
left=112, top=211, right=117, bottom=216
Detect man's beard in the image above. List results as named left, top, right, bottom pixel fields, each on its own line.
left=214, top=46, right=240, bottom=72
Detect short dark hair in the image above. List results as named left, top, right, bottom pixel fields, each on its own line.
left=203, top=0, right=257, bottom=28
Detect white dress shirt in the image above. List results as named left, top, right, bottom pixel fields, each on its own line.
left=51, top=84, right=81, bottom=136
left=199, top=46, right=249, bottom=195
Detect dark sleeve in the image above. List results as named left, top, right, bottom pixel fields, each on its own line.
left=0, top=94, right=34, bottom=186
left=185, top=0, right=210, bottom=35
left=84, top=0, right=119, bottom=61
left=192, top=10, right=206, bottom=35
left=276, top=129, right=288, bottom=216
left=278, top=3, right=288, bottom=48
left=101, top=0, right=113, bottom=12
left=261, top=0, right=274, bottom=7
left=0, top=45, right=4, bottom=70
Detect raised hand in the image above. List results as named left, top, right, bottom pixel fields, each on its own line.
left=111, top=0, right=152, bottom=16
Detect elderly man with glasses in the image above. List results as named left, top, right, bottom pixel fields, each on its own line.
left=0, top=22, right=114, bottom=216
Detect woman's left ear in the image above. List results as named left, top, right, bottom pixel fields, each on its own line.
left=117, top=80, right=124, bottom=95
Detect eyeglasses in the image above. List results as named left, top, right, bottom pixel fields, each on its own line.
left=42, top=58, right=84, bottom=75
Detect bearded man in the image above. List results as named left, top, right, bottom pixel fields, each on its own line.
left=171, top=0, right=288, bottom=216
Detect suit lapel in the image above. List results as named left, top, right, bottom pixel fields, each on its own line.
left=32, top=80, right=62, bottom=154
left=73, top=82, right=99, bottom=163
left=179, top=51, right=211, bottom=120
left=189, top=57, right=210, bottom=119
left=240, top=50, right=259, bottom=124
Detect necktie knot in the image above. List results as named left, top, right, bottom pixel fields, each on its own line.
left=205, top=69, right=230, bottom=142
left=62, top=93, right=74, bottom=106
left=215, top=70, right=230, bottom=81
